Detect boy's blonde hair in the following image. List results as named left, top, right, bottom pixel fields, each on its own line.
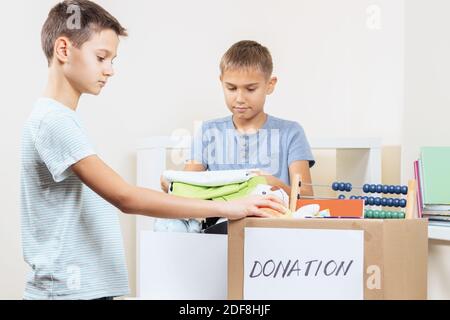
left=41, top=0, right=127, bottom=66
left=220, top=40, right=273, bottom=78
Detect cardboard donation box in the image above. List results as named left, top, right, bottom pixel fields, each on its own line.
left=228, top=218, right=428, bottom=300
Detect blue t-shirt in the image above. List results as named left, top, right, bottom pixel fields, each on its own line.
left=20, top=98, right=129, bottom=300
left=189, top=115, right=315, bottom=185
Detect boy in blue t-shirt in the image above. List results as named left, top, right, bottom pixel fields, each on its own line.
left=184, top=40, right=315, bottom=196
left=21, top=1, right=285, bottom=300
left=159, top=41, right=315, bottom=232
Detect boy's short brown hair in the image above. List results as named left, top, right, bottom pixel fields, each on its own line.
left=41, top=0, right=127, bottom=65
left=220, top=40, right=273, bottom=78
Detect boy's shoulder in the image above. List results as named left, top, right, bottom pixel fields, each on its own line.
left=23, top=98, right=82, bottom=143
left=201, top=115, right=232, bottom=128
left=28, top=98, right=78, bottom=125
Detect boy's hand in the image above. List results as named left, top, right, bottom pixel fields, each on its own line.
left=221, top=195, right=287, bottom=220
left=160, top=176, right=170, bottom=193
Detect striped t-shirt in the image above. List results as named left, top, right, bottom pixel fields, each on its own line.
left=20, top=98, right=129, bottom=300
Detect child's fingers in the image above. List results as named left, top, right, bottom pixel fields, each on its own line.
left=255, top=199, right=286, bottom=214
left=249, top=208, right=272, bottom=218
left=262, top=194, right=285, bottom=206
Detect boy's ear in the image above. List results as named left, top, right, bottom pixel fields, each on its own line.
left=266, top=76, right=278, bottom=95
left=53, top=37, right=72, bottom=64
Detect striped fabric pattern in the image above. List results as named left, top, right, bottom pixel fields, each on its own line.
left=20, top=98, right=129, bottom=300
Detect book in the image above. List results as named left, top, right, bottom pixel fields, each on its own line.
left=429, top=220, right=450, bottom=227
left=424, top=215, right=450, bottom=222
left=423, top=205, right=450, bottom=211
left=420, top=147, right=450, bottom=205
left=414, top=160, right=423, bottom=218
left=423, top=210, right=450, bottom=216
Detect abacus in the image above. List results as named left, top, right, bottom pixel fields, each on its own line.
left=289, top=175, right=417, bottom=220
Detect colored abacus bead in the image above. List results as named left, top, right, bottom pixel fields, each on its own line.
left=388, top=185, right=395, bottom=193
left=376, top=184, right=383, bottom=193
left=381, top=198, right=387, bottom=206
left=399, top=199, right=407, bottom=208
left=401, top=186, right=408, bottom=195
left=374, top=197, right=381, bottom=206
left=365, top=210, right=373, bottom=218
left=385, top=211, right=392, bottom=219
left=394, top=185, right=402, bottom=194
left=362, top=196, right=368, bottom=205
left=391, top=211, right=399, bottom=219
left=373, top=211, right=380, bottom=219
left=363, top=184, right=370, bottom=193
left=332, top=182, right=339, bottom=191
left=338, top=183, right=345, bottom=191
left=393, top=199, right=400, bottom=207
left=338, top=194, right=346, bottom=199
left=345, top=183, right=352, bottom=192
left=382, top=185, right=389, bottom=194
left=369, top=184, right=376, bottom=193
left=386, top=198, right=394, bottom=207
left=398, top=212, right=405, bottom=219
left=367, top=197, right=375, bottom=205
left=378, top=211, right=386, bottom=219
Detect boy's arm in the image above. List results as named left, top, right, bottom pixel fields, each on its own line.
left=183, top=160, right=206, bottom=172
left=72, top=155, right=286, bottom=219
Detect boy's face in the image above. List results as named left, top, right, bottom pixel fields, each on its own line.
left=61, top=29, right=119, bottom=95
left=220, top=68, right=277, bottom=121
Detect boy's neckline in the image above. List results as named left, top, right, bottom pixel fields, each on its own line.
left=230, top=113, right=270, bottom=136
left=38, top=97, right=76, bottom=113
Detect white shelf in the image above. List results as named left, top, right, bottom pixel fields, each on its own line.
left=429, top=224, right=450, bottom=241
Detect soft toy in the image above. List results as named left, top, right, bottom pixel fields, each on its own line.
left=250, top=184, right=289, bottom=208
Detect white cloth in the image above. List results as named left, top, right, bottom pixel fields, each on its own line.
left=162, top=169, right=260, bottom=187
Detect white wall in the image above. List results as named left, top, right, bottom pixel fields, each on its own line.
left=5, top=0, right=447, bottom=300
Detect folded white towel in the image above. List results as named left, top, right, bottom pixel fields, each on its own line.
left=162, top=169, right=260, bottom=187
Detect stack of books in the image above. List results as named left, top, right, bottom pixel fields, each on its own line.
left=414, top=147, right=450, bottom=225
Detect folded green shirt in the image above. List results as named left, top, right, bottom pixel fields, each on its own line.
left=171, top=176, right=268, bottom=201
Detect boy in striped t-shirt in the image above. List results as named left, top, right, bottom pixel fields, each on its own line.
left=20, top=0, right=285, bottom=300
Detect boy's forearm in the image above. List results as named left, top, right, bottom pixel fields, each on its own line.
left=183, top=161, right=206, bottom=171
left=121, top=186, right=223, bottom=219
